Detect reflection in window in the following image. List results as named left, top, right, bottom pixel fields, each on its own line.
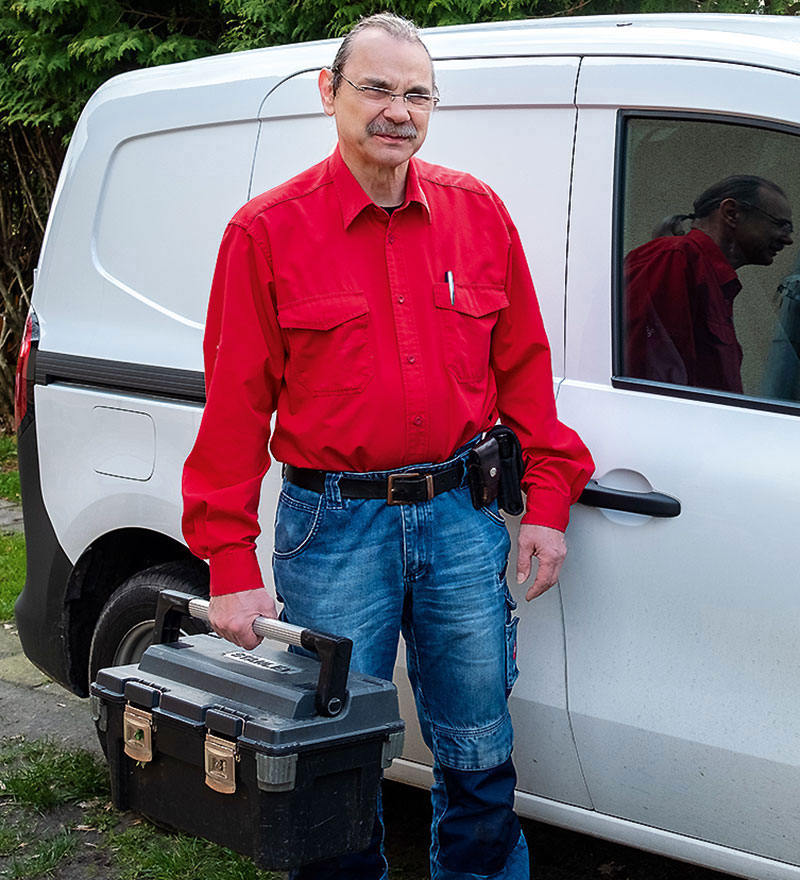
left=619, top=117, right=799, bottom=403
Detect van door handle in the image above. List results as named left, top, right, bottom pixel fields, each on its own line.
left=578, top=480, right=681, bottom=518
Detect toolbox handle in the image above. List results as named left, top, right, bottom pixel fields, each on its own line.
left=153, top=591, right=353, bottom=717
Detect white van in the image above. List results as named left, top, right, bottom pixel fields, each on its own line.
left=15, top=14, right=800, bottom=879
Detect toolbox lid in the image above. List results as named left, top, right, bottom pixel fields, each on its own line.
left=93, top=633, right=403, bottom=750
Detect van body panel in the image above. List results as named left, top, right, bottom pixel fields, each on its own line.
left=36, top=118, right=259, bottom=369
left=34, top=385, right=199, bottom=561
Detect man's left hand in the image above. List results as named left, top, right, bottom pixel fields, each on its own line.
left=516, top=524, right=567, bottom=600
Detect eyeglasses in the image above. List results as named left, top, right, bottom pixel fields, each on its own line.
left=334, top=70, right=439, bottom=113
left=738, top=200, right=794, bottom=235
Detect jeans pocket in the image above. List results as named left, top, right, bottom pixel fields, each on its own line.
left=504, top=588, right=519, bottom=696
left=479, top=499, right=507, bottom=528
left=273, top=488, right=324, bottom=559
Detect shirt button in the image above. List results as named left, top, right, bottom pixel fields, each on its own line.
left=407, top=355, right=416, bottom=364
left=388, top=234, right=395, bottom=244
left=413, top=416, right=423, bottom=426
left=398, top=296, right=405, bottom=304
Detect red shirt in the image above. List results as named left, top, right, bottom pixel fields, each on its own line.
left=182, top=147, right=594, bottom=596
left=623, top=228, right=743, bottom=393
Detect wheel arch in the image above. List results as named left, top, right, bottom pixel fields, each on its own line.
left=65, top=527, right=208, bottom=695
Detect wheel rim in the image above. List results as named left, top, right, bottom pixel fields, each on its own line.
left=112, top=620, right=156, bottom=666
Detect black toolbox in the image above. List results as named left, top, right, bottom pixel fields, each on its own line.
left=89, top=590, right=405, bottom=870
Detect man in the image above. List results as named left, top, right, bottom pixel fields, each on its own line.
left=182, top=13, right=593, bottom=880
left=624, top=175, right=794, bottom=393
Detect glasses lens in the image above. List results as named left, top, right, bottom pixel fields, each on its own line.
left=361, top=86, right=392, bottom=104
left=406, top=94, right=435, bottom=111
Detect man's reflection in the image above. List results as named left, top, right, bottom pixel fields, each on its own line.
left=624, top=175, right=793, bottom=393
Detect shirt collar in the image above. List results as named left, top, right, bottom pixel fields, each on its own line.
left=687, top=228, right=742, bottom=297
left=329, top=144, right=431, bottom=229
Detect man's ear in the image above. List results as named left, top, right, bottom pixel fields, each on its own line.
left=718, top=197, right=739, bottom=229
left=319, top=68, right=336, bottom=117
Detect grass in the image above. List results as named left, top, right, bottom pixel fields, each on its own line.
left=0, top=433, right=24, bottom=621
left=0, top=740, right=108, bottom=812
left=0, top=533, right=26, bottom=621
left=0, top=436, right=19, bottom=505
left=0, top=738, right=288, bottom=880
left=7, top=829, right=77, bottom=878
left=110, top=824, right=282, bottom=880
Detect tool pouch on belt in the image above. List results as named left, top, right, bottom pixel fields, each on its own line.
left=467, top=426, right=525, bottom=516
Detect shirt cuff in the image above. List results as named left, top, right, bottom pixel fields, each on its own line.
left=520, top=487, right=571, bottom=533
left=208, top=547, right=265, bottom=596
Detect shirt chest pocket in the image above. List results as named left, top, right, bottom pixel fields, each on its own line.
left=277, top=292, right=374, bottom=395
left=433, top=282, right=509, bottom=383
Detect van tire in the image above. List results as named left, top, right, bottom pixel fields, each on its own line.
left=88, top=561, right=209, bottom=685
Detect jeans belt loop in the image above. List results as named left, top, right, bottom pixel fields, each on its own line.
left=324, top=472, right=344, bottom=509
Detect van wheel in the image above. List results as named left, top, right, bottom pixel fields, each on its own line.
left=88, top=561, right=209, bottom=684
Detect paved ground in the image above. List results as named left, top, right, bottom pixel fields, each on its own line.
left=0, top=499, right=24, bottom=535
left=0, top=623, right=101, bottom=755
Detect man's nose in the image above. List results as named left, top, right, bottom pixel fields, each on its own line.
left=383, top=96, right=411, bottom=123
left=781, top=226, right=794, bottom=246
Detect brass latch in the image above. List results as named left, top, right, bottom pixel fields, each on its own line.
left=204, top=733, right=238, bottom=794
left=123, top=705, right=154, bottom=763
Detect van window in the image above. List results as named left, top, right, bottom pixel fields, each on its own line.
left=617, top=115, right=800, bottom=405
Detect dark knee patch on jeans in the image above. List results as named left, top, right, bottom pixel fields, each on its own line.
left=437, top=757, right=521, bottom=875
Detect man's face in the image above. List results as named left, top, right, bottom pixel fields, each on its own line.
left=320, top=29, right=434, bottom=175
left=736, top=188, right=794, bottom=266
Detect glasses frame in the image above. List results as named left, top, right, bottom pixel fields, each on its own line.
left=333, top=69, right=440, bottom=113
left=737, top=200, right=794, bottom=235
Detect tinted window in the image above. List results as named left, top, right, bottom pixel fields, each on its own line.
left=618, top=116, right=800, bottom=403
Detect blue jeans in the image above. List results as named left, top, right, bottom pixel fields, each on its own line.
left=272, top=447, right=529, bottom=880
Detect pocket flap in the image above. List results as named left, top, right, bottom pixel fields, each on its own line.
left=278, top=292, right=368, bottom=331
left=433, top=282, right=509, bottom=318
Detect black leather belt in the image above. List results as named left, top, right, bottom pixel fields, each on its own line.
left=284, top=462, right=464, bottom=505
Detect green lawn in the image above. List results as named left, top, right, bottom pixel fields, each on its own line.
left=0, top=435, right=20, bottom=504
left=0, top=738, right=285, bottom=880
left=0, top=532, right=26, bottom=621
left=0, top=435, right=24, bottom=620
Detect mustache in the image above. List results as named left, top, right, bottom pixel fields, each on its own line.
left=366, top=119, right=418, bottom=139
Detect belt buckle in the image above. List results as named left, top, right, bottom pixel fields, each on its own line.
left=387, top=472, right=434, bottom=505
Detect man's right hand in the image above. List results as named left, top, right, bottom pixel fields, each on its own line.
left=209, top=588, right=278, bottom=650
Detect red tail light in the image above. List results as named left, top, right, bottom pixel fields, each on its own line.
left=14, top=311, right=34, bottom=432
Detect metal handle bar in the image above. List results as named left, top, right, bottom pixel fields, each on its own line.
left=186, top=597, right=306, bottom=647
left=152, top=590, right=352, bottom=717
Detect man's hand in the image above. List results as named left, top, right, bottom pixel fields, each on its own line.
left=209, top=588, right=278, bottom=650
left=516, top=524, right=567, bottom=601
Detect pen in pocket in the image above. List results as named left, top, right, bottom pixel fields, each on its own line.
left=445, top=270, right=455, bottom=305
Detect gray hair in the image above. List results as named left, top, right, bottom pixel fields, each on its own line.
left=330, top=12, right=436, bottom=96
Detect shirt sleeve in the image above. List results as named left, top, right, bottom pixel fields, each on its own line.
left=181, top=221, right=284, bottom=596
left=490, top=196, right=594, bottom=532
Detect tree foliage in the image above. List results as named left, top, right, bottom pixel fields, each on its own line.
left=0, top=0, right=798, bottom=425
